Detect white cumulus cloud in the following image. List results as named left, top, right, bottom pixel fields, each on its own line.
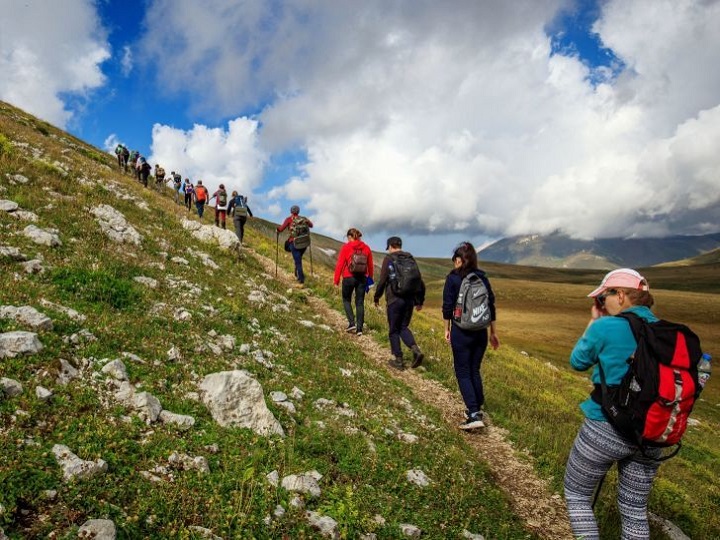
left=0, top=0, right=110, bottom=128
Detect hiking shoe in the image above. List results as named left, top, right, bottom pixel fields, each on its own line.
left=411, top=347, right=424, bottom=368
left=459, top=412, right=485, bottom=430
left=356, top=331, right=363, bottom=336
left=346, top=324, right=357, bottom=333
left=388, top=357, right=405, bottom=371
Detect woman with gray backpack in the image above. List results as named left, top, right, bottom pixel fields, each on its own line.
left=442, top=241, right=499, bottom=430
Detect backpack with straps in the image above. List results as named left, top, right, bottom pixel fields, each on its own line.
left=290, top=216, right=311, bottom=249
left=348, top=247, right=368, bottom=275
left=591, top=311, right=703, bottom=460
left=453, top=273, right=491, bottom=330
left=217, top=190, right=228, bottom=207
left=389, top=253, right=422, bottom=297
left=234, top=195, right=248, bottom=217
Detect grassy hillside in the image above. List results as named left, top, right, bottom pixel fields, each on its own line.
left=2, top=100, right=719, bottom=539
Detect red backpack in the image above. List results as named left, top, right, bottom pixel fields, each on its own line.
left=592, top=312, right=703, bottom=460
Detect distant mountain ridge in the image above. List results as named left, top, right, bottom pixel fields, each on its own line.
left=478, top=231, right=720, bottom=269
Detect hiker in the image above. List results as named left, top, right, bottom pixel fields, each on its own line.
left=183, top=179, right=194, bottom=211
left=373, top=236, right=425, bottom=370
left=129, top=150, right=139, bottom=178
left=227, top=191, right=253, bottom=243
left=564, top=269, right=662, bottom=539
left=154, top=164, right=165, bottom=188
left=277, top=205, right=313, bottom=285
left=171, top=172, right=182, bottom=204
left=442, top=241, right=499, bottom=430
left=138, top=157, right=151, bottom=187
left=194, top=180, right=209, bottom=218
left=333, top=228, right=374, bottom=335
left=209, top=183, right=228, bottom=229
left=121, top=146, right=130, bottom=172
left=114, top=144, right=125, bottom=169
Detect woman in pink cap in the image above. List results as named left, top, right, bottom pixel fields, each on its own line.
left=564, top=268, right=660, bottom=539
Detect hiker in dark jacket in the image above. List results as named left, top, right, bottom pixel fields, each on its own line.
left=227, top=191, right=253, bottom=243
left=373, top=236, right=425, bottom=370
left=277, top=205, right=313, bottom=286
left=442, top=241, right=499, bottom=430
left=183, top=179, right=194, bottom=211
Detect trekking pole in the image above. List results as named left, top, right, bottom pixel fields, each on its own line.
left=275, top=231, right=279, bottom=278
left=309, top=242, right=314, bottom=277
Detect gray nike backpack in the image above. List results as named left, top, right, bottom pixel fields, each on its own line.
left=453, top=273, right=491, bottom=330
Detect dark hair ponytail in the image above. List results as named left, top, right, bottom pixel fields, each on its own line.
left=452, top=241, right=478, bottom=277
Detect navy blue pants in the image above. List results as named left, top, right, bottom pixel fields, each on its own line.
left=450, top=326, right=488, bottom=414
left=342, top=276, right=366, bottom=331
left=386, top=297, right=417, bottom=358
left=290, top=243, right=307, bottom=283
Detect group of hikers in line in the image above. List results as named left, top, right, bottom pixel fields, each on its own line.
left=109, top=144, right=703, bottom=537
left=113, top=144, right=254, bottom=244
left=328, top=226, right=704, bottom=539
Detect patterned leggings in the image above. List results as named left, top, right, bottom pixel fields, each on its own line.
left=564, top=419, right=660, bottom=540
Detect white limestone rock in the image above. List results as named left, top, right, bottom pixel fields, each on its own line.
left=400, top=524, right=422, bottom=537
left=78, top=519, right=116, bottom=539
left=35, top=386, right=53, bottom=401
left=0, top=245, right=27, bottom=261
left=39, top=299, right=86, bottom=322
left=57, top=358, right=80, bottom=385
left=199, top=370, right=284, bottom=437
left=101, top=359, right=129, bottom=381
left=1, top=378, right=23, bottom=397
left=90, top=204, right=142, bottom=245
left=281, top=471, right=322, bottom=498
left=0, top=200, right=19, bottom=212
left=22, top=259, right=44, bottom=274
left=0, top=331, right=43, bottom=358
left=11, top=210, right=38, bottom=222
left=168, top=452, right=210, bottom=474
left=406, top=469, right=432, bottom=487
left=306, top=511, right=339, bottom=539
left=0, top=305, right=53, bottom=331
left=134, top=276, right=158, bottom=288
left=462, top=530, right=486, bottom=540
left=159, top=410, right=196, bottom=431
left=187, top=526, right=223, bottom=539
left=52, top=444, right=107, bottom=481
left=133, top=391, right=162, bottom=423
left=266, top=470, right=279, bottom=487
left=22, top=225, right=61, bottom=247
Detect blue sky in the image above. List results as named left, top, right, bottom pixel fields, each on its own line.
left=2, top=0, right=720, bottom=256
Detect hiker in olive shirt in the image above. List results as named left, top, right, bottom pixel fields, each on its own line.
left=374, top=236, right=425, bottom=370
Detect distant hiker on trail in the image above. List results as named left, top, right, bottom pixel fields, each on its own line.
left=121, top=146, right=130, bottom=172
left=154, top=164, right=165, bottom=188
left=228, top=191, right=253, bottom=243
left=373, top=236, right=425, bottom=370
left=138, top=157, right=151, bottom=187
left=277, top=205, right=313, bottom=286
left=194, top=180, right=209, bottom=218
left=183, top=179, right=194, bottom=211
left=129, top=150, right=139, bottom=178
left=442, top=241, right=499, bottom=430
left=564, top=269, right=681, bottom=539
left=209, top=184, right=228, bottom=229
left=114, top=144, right=126, bottom=170
left=334, top=228, right=374, bottom=335
left=172, top=172, right=182, bottom=204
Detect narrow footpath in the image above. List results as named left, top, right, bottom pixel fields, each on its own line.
left=252, top=248, right=574, bottom=540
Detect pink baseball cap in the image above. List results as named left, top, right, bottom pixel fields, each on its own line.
left=587, top=268, right=649, bottom=298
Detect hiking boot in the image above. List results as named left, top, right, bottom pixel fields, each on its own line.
left=459, top=411, right=485, bottom=430
left=356, top=331, right=363, bottom=336
left=346, top=324, right=357, bottom=333
left=388, top=356, right=405, bottom=371
left=410, top=345, right=424, bottom=368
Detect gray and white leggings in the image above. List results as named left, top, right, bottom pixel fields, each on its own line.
left=564, top=419, right=660, bottom=540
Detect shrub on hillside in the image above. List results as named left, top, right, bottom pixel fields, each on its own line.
left=50, top=267, right=140, bottom=310
left=0, top=133, right=13, bottom=158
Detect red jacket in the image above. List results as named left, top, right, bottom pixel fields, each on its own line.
left=333, top=240, right=374, bottom=285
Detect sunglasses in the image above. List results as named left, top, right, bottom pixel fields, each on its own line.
left=597, top=289, right=619, bottom=306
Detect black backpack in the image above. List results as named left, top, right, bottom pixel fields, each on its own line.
left=389, top=253, right=422, bottom=297
left=591, top=312, right=703, bottom=460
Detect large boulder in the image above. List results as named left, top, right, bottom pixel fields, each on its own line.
left=0, top=305, right=53, bottom=331
left=199, top=370, right=284, bottom=437
left=90, top=205, right=142, bottom=245
left=22, top=225, right=62, bottom=247
left=0, top=331, right=43, bottom=358
left=52, top=444, right=107, bottom=481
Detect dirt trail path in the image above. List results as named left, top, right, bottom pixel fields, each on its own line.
left=253, top=250, right=574, bottom=539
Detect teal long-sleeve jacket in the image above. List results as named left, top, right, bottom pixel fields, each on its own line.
left=570, top=305, right=658, bottom=421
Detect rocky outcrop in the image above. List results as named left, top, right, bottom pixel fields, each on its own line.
left=0, top=331, right=43, bottom=358
left=0, top=305, right=53, bottom=331
left=199, top=370, right=284, bottom=437
left=90, top=204, right=142, bottom=245
left=22, top=225, right=62, bottom=247
left=52, top=444, right=108, bottom=481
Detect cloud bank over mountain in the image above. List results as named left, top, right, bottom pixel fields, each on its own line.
left=2, top=0, right=719, bottom=243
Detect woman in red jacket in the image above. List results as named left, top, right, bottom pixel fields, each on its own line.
left=333, top=228, right=374, bottom=335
